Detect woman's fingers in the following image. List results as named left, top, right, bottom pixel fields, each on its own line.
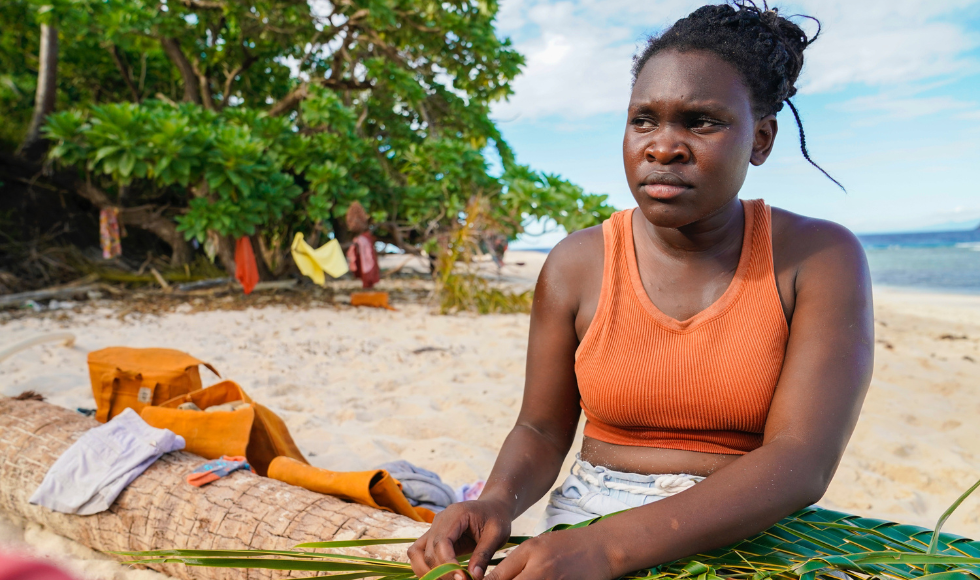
left=408, top=537, right=431, bottom=578
left=467, top=521, right=506, bottom=580
left=483, top=546, right=528, bottom=580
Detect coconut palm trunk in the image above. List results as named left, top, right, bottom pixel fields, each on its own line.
left=17, top=20, right=58, bottom=162
left=0, top=397, right=429, bottom=580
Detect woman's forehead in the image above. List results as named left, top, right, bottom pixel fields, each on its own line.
left=630, top=49, right=753, bottom=111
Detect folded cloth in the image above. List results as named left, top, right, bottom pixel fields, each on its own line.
left=268, top=457, right=429, bottom=522
left=29, top=408, right=185, bottom=515
left=291, top=233, right=349, bottom=285
left=350, top=291, right=395, bottom=310
left=455, top=480, right=485, bottom=503
left=0, top=553, right=80, bottom=580
left=378, top=460, right=456, bottom=513
left=186, top=455, right=254, bottom=487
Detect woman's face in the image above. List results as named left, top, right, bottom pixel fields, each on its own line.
left=623, top=49, right=777, bottom=229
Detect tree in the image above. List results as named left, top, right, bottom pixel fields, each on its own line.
left=15, top=13, right=57, bottom=162
left=3, top=0, right=615, bottom=276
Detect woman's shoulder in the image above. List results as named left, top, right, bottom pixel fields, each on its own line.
left=543, top=224, right=604, bottom=277
left=534, top=224, right=606, bottom=307
left=769, top=205, right=869, bottom=289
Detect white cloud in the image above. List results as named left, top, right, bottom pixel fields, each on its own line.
left=490, top=0, right=980, bottom=121
left=832, top=94, right=978, bottom=122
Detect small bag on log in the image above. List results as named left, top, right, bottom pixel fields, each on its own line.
left=88, top=347, right=219, bottom=423
left=141, top=380, right=308, bottom=476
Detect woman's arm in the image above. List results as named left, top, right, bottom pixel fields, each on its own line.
left=485, top=220, right=874, bottom=580
left=408, top=230, right=600, bottom=580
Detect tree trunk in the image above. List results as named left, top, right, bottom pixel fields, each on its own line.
left=76, top=182, right=192, bottom=266
left=17, top=22, right=58, bottom=162
left=0, top=397, right=429, bottom=580
left=160, top=37, right=202, bottom=105
left=210, top=230, right=238, bottom=276
left=250, top=233, right=275, bottom=281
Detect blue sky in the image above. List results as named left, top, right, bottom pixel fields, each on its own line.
left=489, top=0, right=980, bottom=245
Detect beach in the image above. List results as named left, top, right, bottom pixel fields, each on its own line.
left=1, top=251, right=979, bottom=578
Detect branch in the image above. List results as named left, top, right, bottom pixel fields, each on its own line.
left=190, top=57, right=216, bottom=110
left=108, top=44, right=140, bottom=103
left=219, top=46, right=256, bottom=108
left=159, top=37, right=201, bottom=104
left=268, top=83, right=310, bottom=117
left=181, top=0, right=224, bottom=8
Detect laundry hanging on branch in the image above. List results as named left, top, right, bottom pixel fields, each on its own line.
left=235, top=237, right=260, bottom=294
left=291, top=232, right=349, bottom=285
left=99, top=207, right=122, bottom=259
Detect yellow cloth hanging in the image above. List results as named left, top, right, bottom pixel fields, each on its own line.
left=291, top=233, right=349, bottom=285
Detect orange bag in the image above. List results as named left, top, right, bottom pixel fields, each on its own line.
left=267, top=457, right=431, bottom=522
left=87, top=347, right=219, bottom=423
left=141, top=380, right=307, bottom=476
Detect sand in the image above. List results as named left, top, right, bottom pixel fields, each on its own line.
left=1, top=254, right=979, bottom=578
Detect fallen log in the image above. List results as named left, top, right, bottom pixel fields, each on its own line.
left=0, top=284, right=102, bottom=308
left=0, top=397, right=429, bottom=579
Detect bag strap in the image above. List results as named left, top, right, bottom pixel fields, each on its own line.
left=97, top=368, right=142, bottom=423
left=201, top=362, right=221, bottom=378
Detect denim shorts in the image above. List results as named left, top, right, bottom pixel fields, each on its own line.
left=537, top=455, right=704, bottom=533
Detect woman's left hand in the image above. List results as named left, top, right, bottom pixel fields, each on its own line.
left=484, top=527, right=617, bottom=580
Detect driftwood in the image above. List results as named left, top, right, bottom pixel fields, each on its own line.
left=0, top=398, right=429, bottom=579
left=0, top=284, right=103, bottom=308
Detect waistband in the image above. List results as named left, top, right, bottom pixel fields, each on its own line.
left=572, top=455, right=705, bottom=498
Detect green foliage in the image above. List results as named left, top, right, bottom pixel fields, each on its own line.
left=434, top=198, right=533, bottom=314
left=6, top=0, right=615, bottom=266
left=118, top=478, right=980, bottom=580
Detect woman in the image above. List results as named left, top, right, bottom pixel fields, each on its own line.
left=409, top=3, right=874, bottom=580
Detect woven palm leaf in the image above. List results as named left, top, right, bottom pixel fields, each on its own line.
left=120, top=479, right=980, bottom=580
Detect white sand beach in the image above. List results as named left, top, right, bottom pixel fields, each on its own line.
left=1, top=253, right=979, bottom=578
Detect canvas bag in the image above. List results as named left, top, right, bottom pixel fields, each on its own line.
left=140, top=380, right=308, bottom=477
left=87, top=347, right=219, bottom=424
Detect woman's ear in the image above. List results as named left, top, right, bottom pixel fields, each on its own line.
left=750, top=115, right=778, bottom=166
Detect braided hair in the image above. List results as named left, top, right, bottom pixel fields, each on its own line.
left=633, top=1, right=844, bottom=191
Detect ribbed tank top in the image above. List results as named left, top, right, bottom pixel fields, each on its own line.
left=575, top=199, right=789, bottom=455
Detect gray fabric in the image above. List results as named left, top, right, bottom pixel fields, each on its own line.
left=378, top=460, right=456, bottom=512
left=29, top=408, right=185, bottom=515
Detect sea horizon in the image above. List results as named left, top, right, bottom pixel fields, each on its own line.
left=511, top=225, right=980, bottom=295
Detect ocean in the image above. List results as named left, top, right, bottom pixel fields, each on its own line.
left=518, top=227, right=980, bottom=294
left=858, top=228, right=980, bottom=293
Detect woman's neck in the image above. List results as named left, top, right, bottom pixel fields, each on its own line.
left=638, top=197, right=745, bottom=260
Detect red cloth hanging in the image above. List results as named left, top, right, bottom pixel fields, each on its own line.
left=235, top=237, right=260, bottom=295
left=346, top=232, right=380, bottom=289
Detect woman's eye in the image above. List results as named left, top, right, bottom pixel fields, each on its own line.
left=690, top=117, right=721, bottom=130
left=632, top=118, right=656, bottom=129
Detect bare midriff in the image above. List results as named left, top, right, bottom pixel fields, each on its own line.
left=581, top=436, right=739, bottom=477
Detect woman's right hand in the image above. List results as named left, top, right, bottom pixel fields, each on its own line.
left=407, top=498, right=512, bottom=580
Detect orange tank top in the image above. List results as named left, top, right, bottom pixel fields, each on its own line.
left=575, top=199, right=789, bottom=455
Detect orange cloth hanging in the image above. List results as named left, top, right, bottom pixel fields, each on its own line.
left=235, top=237, right=260, bottom=294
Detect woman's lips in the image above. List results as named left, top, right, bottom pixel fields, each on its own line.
left=640, top=183, right=690, bottom=200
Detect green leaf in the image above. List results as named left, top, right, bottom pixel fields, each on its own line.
left=929, top=478, right=980, bottom=555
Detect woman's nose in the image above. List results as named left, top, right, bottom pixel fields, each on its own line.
left=645, top=129, right=691, bottom=165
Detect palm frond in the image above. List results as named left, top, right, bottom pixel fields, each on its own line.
left=121, top=478, right=980, bottom=580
